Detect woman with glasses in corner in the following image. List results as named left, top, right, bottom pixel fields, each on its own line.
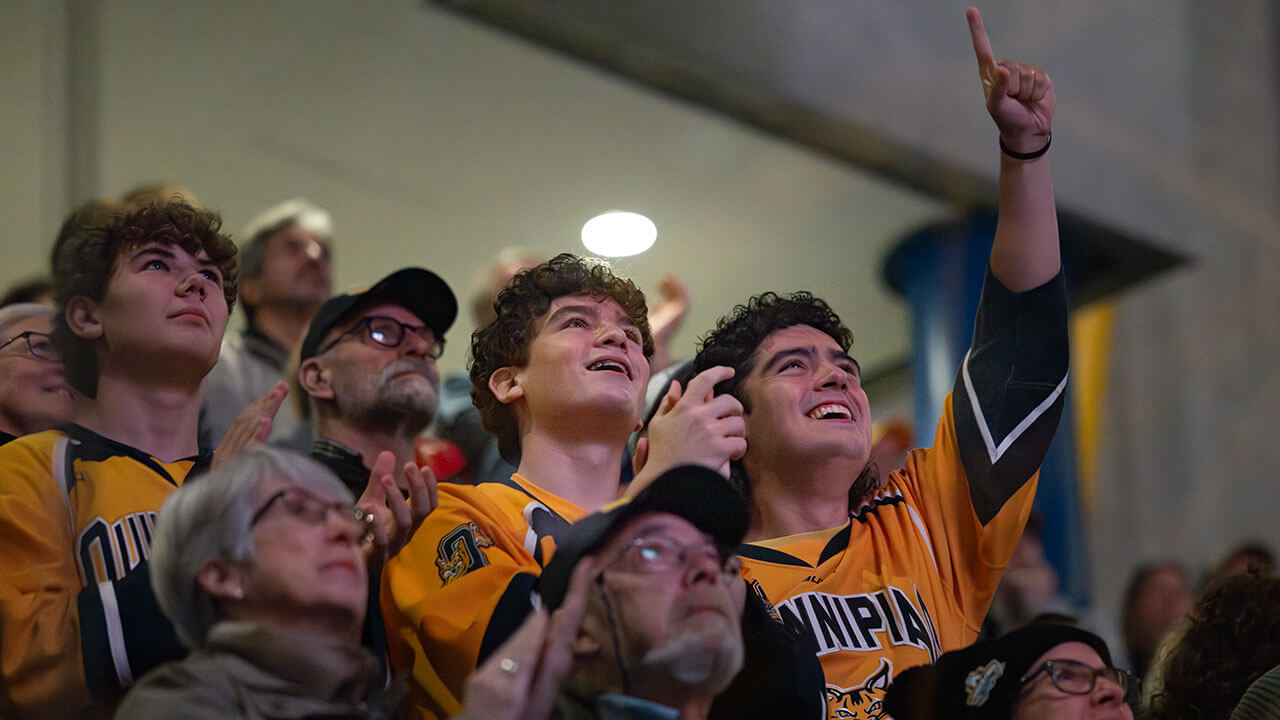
left=0, top=303, right=77, bottom=444
left=883, top=622, right=1137, bottom=720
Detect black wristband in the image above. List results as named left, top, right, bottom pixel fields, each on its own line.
left=999, top=132, right=1052, bottom=160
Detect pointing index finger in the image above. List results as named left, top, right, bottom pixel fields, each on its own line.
left=966, top=7, right=996, bottom=75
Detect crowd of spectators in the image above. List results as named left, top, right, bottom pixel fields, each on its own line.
left=2, top=7, right=1278, bottom=720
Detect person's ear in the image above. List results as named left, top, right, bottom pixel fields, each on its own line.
left=197, top=558, right=247, bottom=603
left=572, top=624, right=603, bottom=658
left=238, top=275, right=263, bottom=309
left=298, top=357, right=334, bottom=401
left=488, top=367, right=524, bottom=405
left=64, top=296, right=103, bottom=341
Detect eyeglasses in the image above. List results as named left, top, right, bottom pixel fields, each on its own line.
left=605, top=532, right=741, bottom=578
left=0, top=331, right=61, bottom=362
left=317, top=315, right=444, bottom=359
left=250, top=487, right=374, bottom=544
left=1020, top=659, right=1139, bottom=704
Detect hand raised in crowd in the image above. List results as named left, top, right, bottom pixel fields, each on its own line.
left=210, top=380, right=288, bottom=471
left=633, top=365, right=746, bottom=490
left=967, top=6, right=1054, bottom=151
left=646, top=274, right=691, bottom=372
left=455, top=559, right=595, bottom=720
left=357, top=450, right=438, bottom=569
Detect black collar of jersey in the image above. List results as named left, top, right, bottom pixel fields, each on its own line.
left=58, top=422, right=211, bottom=488
left=0, top=429, right=16, bottom=447
left=736, top=522, right=853, bottom=568
left=735, top=491, right=908, bottom=568
left=309, top=437, right=373, bottom=497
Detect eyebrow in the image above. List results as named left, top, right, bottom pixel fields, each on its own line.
left=545, top=302, right=639, bottom=332
left=131, top=244, right=220, bottom=271
left=761, top=345, right=860, bottom=373
left=130, top=245, right=176, bottom=263
left=620, top=519, right=715, bottom=545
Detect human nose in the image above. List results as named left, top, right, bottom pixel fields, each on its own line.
left=1092, top=672, right=1127, bottom=706
left=323, top=504, right=362, bottom=544
left=682, top=547, right=727, bottom=587
left=596, top=321, right=628, bottom=348
left=813, top=361, right=850, bottom=390
left=401, top=328, right=431, bottom=355
left=401, top=328, right=441, bottom=362
left=177, top=271, right=210, bottom=298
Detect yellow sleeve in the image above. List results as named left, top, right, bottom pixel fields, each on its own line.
left=0, top=437, right=93, bottom=719
left=895, top=394, right=1038, bottom=634
left=382, top=485, right=542, bottom=720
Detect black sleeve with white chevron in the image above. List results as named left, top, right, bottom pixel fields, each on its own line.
left=952, top=268, right=1070, bottom=525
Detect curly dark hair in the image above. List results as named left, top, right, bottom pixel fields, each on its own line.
left=692, top=292, right=878, bottom=499
left=469, top=253, right=652, bottom=464
left=1148, top=571, right=1280, bottom=720
left=53, top=199, right=238, bottom=398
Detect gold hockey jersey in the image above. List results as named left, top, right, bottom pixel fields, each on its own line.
left=740, top=270, right=1069, bottom=720
left=0, top=425, right=201, bottom=718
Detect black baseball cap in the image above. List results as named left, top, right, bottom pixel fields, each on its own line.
left=883, top=623, right=1122, bottom=720
left=538, top=465, right=748, bottom=610
left=299, top=267, right=457, bottom=362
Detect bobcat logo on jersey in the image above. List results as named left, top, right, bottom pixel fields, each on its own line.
left=436, top=522, right=494, bottom=585
left=826, top=659, right=892, bottom=719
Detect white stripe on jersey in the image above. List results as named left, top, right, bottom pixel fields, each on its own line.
left=961, top=349, right=1068, bottom=464
left=98, top=579, right=134, bottom=688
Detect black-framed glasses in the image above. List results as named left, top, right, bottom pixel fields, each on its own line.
left=1020, top=659, right=1139, bottom=704
left=0, top=331, right=61, bottom=362
left=317, top=315, right=444, bottom=359
left=605, top=533, right=741, bottom=578
left=250, top=487, right=374, bottom=544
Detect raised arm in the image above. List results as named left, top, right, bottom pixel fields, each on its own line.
left=967, top=6, right=1060, bottom=291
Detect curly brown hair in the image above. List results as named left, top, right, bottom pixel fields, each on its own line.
left=1148, top=571, right=1280, bottom=720
left=692, top=292, right=878, bottom=499
left=53, top=199, right=238, bottom=398
left=468, top=254, right=652, bottom=464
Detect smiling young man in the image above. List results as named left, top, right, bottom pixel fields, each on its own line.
left=0, top=200, right=238, bottom=718
left=382, top=254, right=757, bottom=720
left=690, top=9, right=1070, bottom=718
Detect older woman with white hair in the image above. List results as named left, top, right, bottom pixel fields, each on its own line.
left=116, top=445, right=400, bottom=718
left=0, top=302, right=76, bottom=443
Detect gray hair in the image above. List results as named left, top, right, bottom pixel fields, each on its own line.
left=149, top=445, right=352, bottom=648
left=0, top=303, right=53, bottom=341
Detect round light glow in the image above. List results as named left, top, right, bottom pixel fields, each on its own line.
left=581, top=211, right=657, bottom=257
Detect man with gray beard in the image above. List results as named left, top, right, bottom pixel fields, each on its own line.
left=295, top=267, right=455, bottom=669
left=297, top=267, right=458, bottom=497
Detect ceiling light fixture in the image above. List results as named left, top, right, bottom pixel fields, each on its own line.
left=581, top=210, right=657, bottom=257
